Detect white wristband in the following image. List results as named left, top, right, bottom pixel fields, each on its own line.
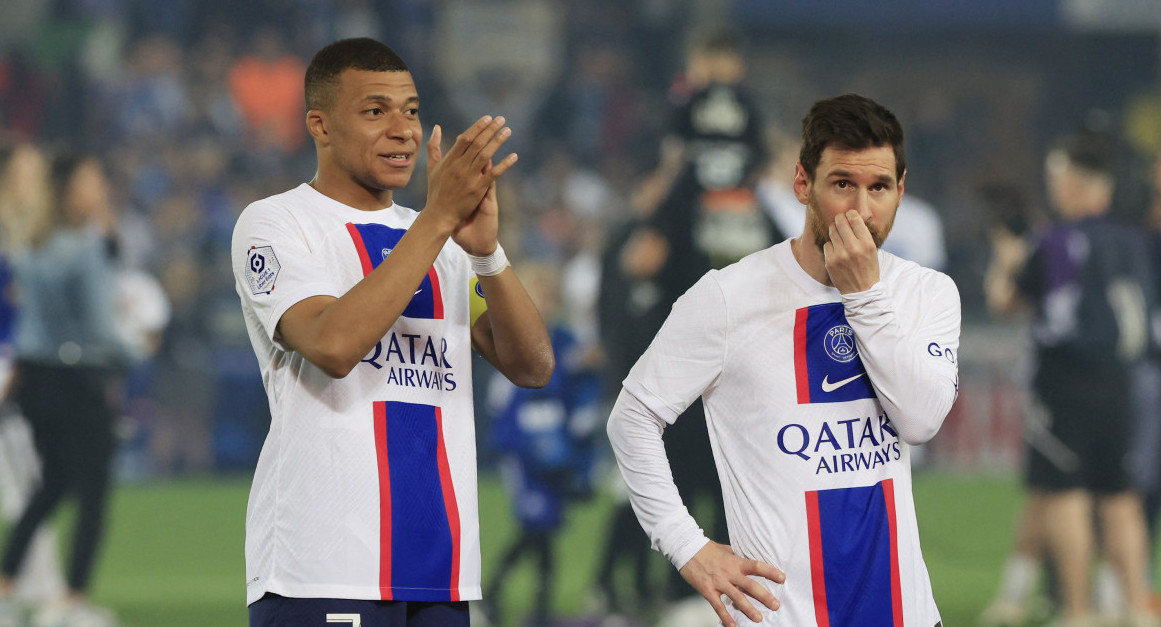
left=468, top=243, right=510, bottom=277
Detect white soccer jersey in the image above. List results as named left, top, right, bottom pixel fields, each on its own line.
left=232, top=183, right=484, bottom=605
left=609, top=239, right=960, bottom=626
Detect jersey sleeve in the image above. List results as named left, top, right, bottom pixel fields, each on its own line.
left=231, top=200, right=343, bottom=349
left=606, top=387, right=709, bottom=570
left=842, top=270, right=961, bottom=445
left=622, top=271, right=728, bottom=424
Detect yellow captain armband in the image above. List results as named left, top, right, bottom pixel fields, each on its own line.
left=469, top=276, right=488, bottom=328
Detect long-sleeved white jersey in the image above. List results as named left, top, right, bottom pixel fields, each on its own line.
left=608, top=239, right=960, bottom=626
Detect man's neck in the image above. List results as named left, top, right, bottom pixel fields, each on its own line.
left=790, top=236, right=833, bottom=287
left=309, top=174, right=394, bottom=212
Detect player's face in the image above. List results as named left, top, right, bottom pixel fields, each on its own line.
left=323, top=69, right=422, bottom=194
left=795, top=145, right=902, bottom=249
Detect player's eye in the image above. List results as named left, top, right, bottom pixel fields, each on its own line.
left=366, top=107, right=383, bottom=116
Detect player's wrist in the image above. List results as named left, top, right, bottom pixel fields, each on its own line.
left=417, top=203, right=460, bottom=236
left=467, top=243, right=509, bottom=277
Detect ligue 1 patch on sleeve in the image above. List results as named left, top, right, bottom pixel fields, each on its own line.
left=246, top=245, right=281, bottom=295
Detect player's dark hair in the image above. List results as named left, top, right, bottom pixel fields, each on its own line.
left=305, top=38, right=409, bottom=111
left=694, top=29, right=741, bottom=56
left=799, top=94, right=905, bottom=182
left=1052, top=129, right=1114, bottom=177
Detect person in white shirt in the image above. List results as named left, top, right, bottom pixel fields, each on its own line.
left=607, top=93, right=960, bottom=627
left=231, top=38, right=553, bottom=627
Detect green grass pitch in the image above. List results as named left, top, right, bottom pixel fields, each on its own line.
left=0, top=472, right=1043, bottom=626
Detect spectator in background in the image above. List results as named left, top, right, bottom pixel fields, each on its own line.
left=481, top=262, right=601, bottom=627
left=0, top=51, right=52, bottom=140
left=228, top=26, right=306, bottom=154
left=0, top=152, right=130, bottom=627
left=0, top=143, right=67, bottom=617
left=588, top=165, right=682, bottom=623
left=982, top=129, right=1157, bottom=627
left=1129, top=152, right=1161, bottom=595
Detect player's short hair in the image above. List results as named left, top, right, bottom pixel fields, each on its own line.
left=799, top=94, right=905, bottom=182
left=693, top=29, right=741, bottom=56
left=1052, top=129, right=1114, bottom=177
left=305, top=38, right=409, bottom=112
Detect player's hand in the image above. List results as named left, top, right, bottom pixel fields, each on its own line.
left=679, top=541, right=784, bottom=627
left=987, top=226, right=1028, bottom=273
left=824, top=209, right=880, bottom=294
left=620, top=227, right=669, bottom=279
left=452, top=178, right=500, bottom=255
left=424, top=116, right=518, bottom=229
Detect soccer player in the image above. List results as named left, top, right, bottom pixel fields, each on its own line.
left=607, top=93, right=961, bottom=627
left=982, top=129, right=1157, bottom=627
left=231, top=38, right=554, bottom=627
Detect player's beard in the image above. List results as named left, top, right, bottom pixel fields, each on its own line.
left=807, top=195, right=891, bottom=250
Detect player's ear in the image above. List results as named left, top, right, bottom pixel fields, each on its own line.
left=897, top=169, right=906, bottom=199
left=792, top=162, right=811, bottom=204
left=307, top=109, right=329, bottom=145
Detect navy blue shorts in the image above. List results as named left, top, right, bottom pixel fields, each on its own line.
left=249, top=593, right=469, bottom=627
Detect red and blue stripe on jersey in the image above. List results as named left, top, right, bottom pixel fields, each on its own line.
left=373, top=401, right=462, bottom=601
left=348, top=222, right=459, bottom=600
left=805, top=479, right=903, bottom=627
left=346, top=223, right=444, bottom=319
left=793, top=303, right=875, bottom=404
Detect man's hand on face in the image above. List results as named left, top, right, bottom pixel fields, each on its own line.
left=823, top=210, right=881, bottom=294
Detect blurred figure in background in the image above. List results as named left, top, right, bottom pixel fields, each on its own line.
left=1130, top=152, right=1161, bottom=596
left=612, top=31, right=782, bottom=608
left=982, top=128, right=1157, bottom=627
left=482, top=262, right=602, bottom=627
left=0, top=143, right=66, bottom=617
left=0, top=152, right=130, bottom=627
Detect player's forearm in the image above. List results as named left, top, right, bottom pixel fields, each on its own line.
left=284, top=210, right=458, bottom=378
left=473, top=269, right=554, bottom=388
left=843, top=280, right=961, bottom=445
left=607, top=388, right=710, bottom=571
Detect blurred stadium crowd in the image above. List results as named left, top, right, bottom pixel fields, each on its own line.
left=3, top=0, right=1161, bottom=623
left=1, top=0, right=1158, bottom=479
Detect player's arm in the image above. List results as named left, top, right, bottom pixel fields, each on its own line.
left=278, top=118, right=518, bottom=378
left=826, top=209, right=960, bottom=444
left=453, top=157, right=553, bottom=389
left=607, top=389, right=784, bottom=627
left=983, top=226, right=1032, bottom=316
left=843, top=274, right=960, bottom=445
left=607, top=274, right=782, bottom=627
left=470, top=270, right=554, bottom=389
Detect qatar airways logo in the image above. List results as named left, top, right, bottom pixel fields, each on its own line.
left=777, top=412, right=901, bottom=475
left=359, top=330, right=457, bottom=391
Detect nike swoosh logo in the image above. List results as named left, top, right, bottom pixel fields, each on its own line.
left=821, top=373, right=864, bottom=393
left=414, top=289, right=423, bottom=295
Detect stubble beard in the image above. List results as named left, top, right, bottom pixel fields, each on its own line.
left=807, top=196, right=888, bottom=250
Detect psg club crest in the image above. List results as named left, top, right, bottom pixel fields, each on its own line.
left=824, top=325, right=858, bottom=363
left=794, top=303, right=875, bottom=404
left=246, top=245, right=280, bottom=295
